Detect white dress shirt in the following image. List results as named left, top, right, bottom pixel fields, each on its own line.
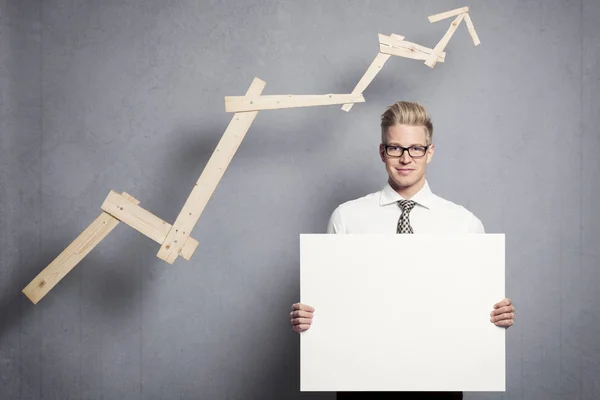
left=327, top=180, right=485, bottom=234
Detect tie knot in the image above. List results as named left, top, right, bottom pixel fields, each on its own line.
left=398, top=200, right=417, bottom=213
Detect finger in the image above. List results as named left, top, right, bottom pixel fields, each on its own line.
left=291, top=317, right=313, bottom=326
left=293, top=324, right=311, bottom=333
left=494, top=319, right=514, bottom=328
left=289, top=310, right=313, bottom=319
left=292, top=303, right=313, bottom=311
left=494, top=298, right=511, bottom=309
left=492, top=312, right=514, bottom=322
left=293, top=326, right=309, bottom=333
left=491, top=305, right=515, bottom=316
left=490, top=313, right=514, bottom=323
left=292, top=303, right=315, bottom=312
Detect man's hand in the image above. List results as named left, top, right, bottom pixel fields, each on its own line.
left=491, top=298, right=515, bottom=328
left=290, top=303, right=314, bottom=333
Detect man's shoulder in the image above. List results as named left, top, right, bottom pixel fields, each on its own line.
left=432, top=192, right=478, bottom=215
left=430, top=192, right=484, bottom=231
left=334, top=189, right=381, bottom=213
left=327, top=189, right=383, bottom=233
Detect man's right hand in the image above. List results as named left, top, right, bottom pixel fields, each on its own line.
left=290, top=303, right=314, bottom=333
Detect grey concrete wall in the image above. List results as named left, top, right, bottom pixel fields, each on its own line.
left=0, top=0, right=599, bottom=399
left=0, top=0, right=43, bottom=399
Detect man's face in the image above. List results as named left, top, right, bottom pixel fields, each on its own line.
left=379, top=124, right=435, bottom=191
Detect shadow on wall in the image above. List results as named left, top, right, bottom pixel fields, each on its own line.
left=2, top=45, right=411, bottom=398
left=0, top=122, right=226, bottom=338
left=5, top=99, right=359, bottom=332
left=0, top=235, right=80, bottom=394
left=0, top=292, right=31, bottom=342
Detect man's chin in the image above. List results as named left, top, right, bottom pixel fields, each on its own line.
left=389, top=176, right=416, bottom=189
left=389, top=175, right=419, bottom=189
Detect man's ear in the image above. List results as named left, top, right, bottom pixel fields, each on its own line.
left=379, top=144, right=386, bottom=162
left=426, top=144, right=435, bottom=164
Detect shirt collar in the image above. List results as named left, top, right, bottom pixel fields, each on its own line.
left=379, top=180, right=435, bottom=210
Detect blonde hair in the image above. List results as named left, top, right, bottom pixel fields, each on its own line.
left=380, top=101, right=433, bottom=144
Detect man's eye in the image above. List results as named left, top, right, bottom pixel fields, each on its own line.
left=389, top=146, right=400, bottom=151
left=412, top=146, right=426, bottom=151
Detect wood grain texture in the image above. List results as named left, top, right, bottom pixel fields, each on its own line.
left=100, top=190, right=199, bottom=260
left=23, top=192, right=139, bottom=304
left=226, top=93, right=364, bottom=113
left=425, top=13, right=466, bottom=68
left=156, top=77, right=266, bottom=264
left=428, top=6, right=469, bottom=23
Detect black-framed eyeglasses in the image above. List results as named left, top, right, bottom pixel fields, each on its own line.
left=382, top=144, right=430, bottom=158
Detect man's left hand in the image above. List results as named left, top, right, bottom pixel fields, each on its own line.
left=490, top=298, right=515, bottom=328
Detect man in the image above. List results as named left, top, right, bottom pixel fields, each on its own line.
left=289, top=101, right=515, bottom=400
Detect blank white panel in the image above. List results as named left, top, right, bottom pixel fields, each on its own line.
left=300, top=234, right=505, bottom=392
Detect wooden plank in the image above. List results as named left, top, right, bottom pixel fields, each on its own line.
left=22, top=192, right=139, bottom=304
left=341, top=33, right=404, bottom=112
left=341, top=53, right=391, bottom=112
left=380, top=45, right=446, bottom=63
left=101, top=190, right=168, bottom=243
left=378, top=34, right=446, bottom=61
left=380, top=44, right=445, bottom=63
left=464, top=13, right=481, bottom=46
left=100, top=190, right=199, bottom=260
left=225, top=93, right=365, bottom=113
left=179, top=233, right=199, bottom=261
left=428, top=6, right=469, bottom=23
left=425, top=13, right=466, bottom=68
left=156, top=78, right=266, bottom=264
left=379, top=44, right=422, bottom=60
left=386, top=33, right=405, bottom=41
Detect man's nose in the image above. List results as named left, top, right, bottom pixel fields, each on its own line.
left=399, top=151, right=412, bottom=164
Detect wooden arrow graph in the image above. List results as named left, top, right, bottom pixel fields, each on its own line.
left=22, top=6, right=480, bottom=304
left=341, top=6, right=480, bottom=111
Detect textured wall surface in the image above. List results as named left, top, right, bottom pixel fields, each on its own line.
left=1, top=0, right=599, bottom=399
left=0, top=0, right=43, bottom=399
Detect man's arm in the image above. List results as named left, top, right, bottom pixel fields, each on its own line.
left=326, top=206, right=346, bottom=234
left=290, top=209, right=344, bottom=334
left=469, top=212, right=516, bottom=328
left=468, top=213, right=485, bottom=233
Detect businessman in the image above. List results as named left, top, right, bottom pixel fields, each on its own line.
left=290, top=101, right=515, bottom=400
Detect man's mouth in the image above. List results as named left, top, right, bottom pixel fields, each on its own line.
left=395, top=168, right=414, bottom=175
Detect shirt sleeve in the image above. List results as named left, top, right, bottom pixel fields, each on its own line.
left=469, top=214, right=486, bottom=233
left=326, top=206, right=345, bottom=234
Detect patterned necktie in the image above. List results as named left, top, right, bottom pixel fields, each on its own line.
left=397, top=200, right=417, bottom=234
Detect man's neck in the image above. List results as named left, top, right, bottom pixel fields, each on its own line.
left=389, top=177, right=426, bottom=199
